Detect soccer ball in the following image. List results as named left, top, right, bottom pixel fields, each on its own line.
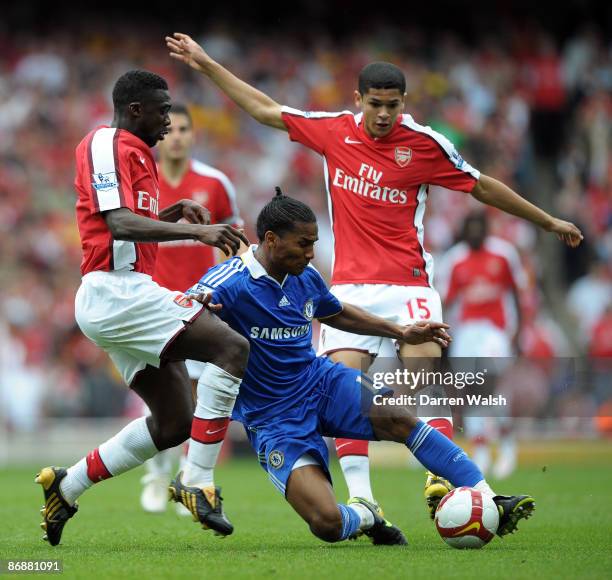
left=434, top=487, right=499, bottom=549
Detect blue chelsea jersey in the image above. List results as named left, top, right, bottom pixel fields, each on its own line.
left=188, top=246, right=342, bottom=426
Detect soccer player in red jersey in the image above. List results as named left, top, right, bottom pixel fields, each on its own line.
left=36, top=70, right=250, bottom=545
left=141, top=103, right=244, bottom=513
left=440, top=212, right=526, bottom=478
left=166, top=32, right=583, bottom=520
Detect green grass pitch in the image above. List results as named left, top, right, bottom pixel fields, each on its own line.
left=2, top=446, right=611, bottom=579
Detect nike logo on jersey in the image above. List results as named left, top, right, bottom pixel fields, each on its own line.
left=278, top=296, right=290, bottom=307
left=344, top=136, right=363, bottom=145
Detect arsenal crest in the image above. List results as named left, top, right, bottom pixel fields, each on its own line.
left=395, top=146, right=412, bottom=167
left=173, top=293, right=194, bottom=308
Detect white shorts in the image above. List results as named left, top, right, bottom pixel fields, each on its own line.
left=449, top=321, right=512, bottom=358
left=318, top=283, right=443, bottom=357
left=75, top=271, right=203, bottom=385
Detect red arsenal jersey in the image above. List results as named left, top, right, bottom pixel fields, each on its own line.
left=153, top=160, right=242, bottom=291
left=75, top=126, right=160, bottom=276
left=441, top=237, right=526, bottom=331
left=281, top=108, right=480, bottom=287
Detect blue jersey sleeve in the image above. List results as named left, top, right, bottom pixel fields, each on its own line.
left=186, top=257, right=244, bottom=319
left=308, top=266, right=342, bottom=319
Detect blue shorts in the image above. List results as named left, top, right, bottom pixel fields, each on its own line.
left=243, top=363, right=381, bottom=495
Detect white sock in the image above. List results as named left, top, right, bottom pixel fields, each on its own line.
left=347, top=503, right=375, bottom=530
left=474, top=479, right=496, bottom=497
left=183, top=440, right=221, bottom=487
left=144, top=447, right=174, bottom=478
left=498, top=434, right=516, bottom=458
left=182, top=364, right=240, bottom=488
left=60, top=417, right=158, bottom=505
left=60, top=458, right=91, bottom=505
left=98, top=416, right=158, bottom=474
left=179, top=446, right=188, bottom=472
left=339, top=455, right=375, bottom=502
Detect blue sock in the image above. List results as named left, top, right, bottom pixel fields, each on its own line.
left=406, top=421, right=483, bottom=487
left=338, top=504, right=361, bottom=541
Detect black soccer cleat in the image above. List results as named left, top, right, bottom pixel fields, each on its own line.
left=348, top=497, right=408, bottom=546
left=35, top=467, right=78, bottom=546
left=169, top=471, right=233, bottom=537
left=493, top=494, right=536, bottom=537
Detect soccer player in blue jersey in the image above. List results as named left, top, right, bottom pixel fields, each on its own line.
left=169, top=190, right=535, bottom=545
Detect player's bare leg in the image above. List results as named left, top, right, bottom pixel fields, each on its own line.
left=141, top=379, right=197, bottom=515
left=172, top=378, right=198, bottom=516
left=399, top=340, right=454, bottom=518
left=165, top=309, right=249, bottom=536
left=286, top=463, right=406, bottom=545
left=329, top=350, right=381, bottom=510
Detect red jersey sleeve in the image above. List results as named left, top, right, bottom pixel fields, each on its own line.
left=423, top=127, right=480, bottom=193
left=85, top=128, right=135, bottom=214
left=444, top=264, right=463, bottom=305
left=281, top=107, right=350, bottom=155
left=214, top=172, right=243, bottom=227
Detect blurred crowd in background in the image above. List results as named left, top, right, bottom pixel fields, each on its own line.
left=0, top=16, right=610, bottom=432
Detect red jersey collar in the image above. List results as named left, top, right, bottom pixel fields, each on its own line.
left=100, top=125, right=155, bottom=159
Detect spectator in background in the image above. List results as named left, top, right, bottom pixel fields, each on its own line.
left=567, top=256, right=612, bottom=344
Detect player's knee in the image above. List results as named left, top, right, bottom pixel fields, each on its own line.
left=308, top=508, right=343, bottom=543
left=213, top=331, right=250, bottom=377
left=372, top=411, right=418, bottom=443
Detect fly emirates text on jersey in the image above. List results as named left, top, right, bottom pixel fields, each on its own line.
left=332, top=163, right=408, bottom=205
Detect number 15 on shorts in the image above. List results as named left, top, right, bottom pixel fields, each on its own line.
left=406, top=297, right=431, bottom=319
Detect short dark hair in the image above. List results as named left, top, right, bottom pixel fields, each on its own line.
left=112, top=70, right=169, bottom=110
left=358, top=62, right=406, bottom=95
left=169, top=103, right=193, bottom=127
left=256, top=187, right=317, bottom=241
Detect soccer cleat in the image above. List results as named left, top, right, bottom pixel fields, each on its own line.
left=35, top=467, right=78, bottom=546
left=140, top=473, right=170, bottom=514
left=493, top=494, right=536, bottom=536
left=348, top=497, right=407, bottom=545
left=346, top=497, right=384, bottom=540
left=424, top=471, right=453, bottom=519
left=168, top=471, right=233, bottom=536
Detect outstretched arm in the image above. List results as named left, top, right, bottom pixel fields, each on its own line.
left=471, top=174, right=583, bottom=247
left=320, top=303, right=451, bottom=348
left=103, top=208, right=248, bottom=256
left=166, top=32, right=286, bottom=130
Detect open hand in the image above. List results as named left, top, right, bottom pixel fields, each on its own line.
left=194, top=224, right=249, bottom=256
left=547, top=218, right=583, bottom=248
left=166, top=32, right=211, bottom=72
left=191, top=292, right=222, bottom=312
left=401, top=321, right=451, bottom=348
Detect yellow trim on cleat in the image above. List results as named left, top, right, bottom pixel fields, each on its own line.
left=35, top=467, right=58, bottom=491
left=424, top=472, right=453, bottom=519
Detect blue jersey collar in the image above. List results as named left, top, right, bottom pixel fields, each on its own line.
left=241, top=245, right=289, bottom=287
